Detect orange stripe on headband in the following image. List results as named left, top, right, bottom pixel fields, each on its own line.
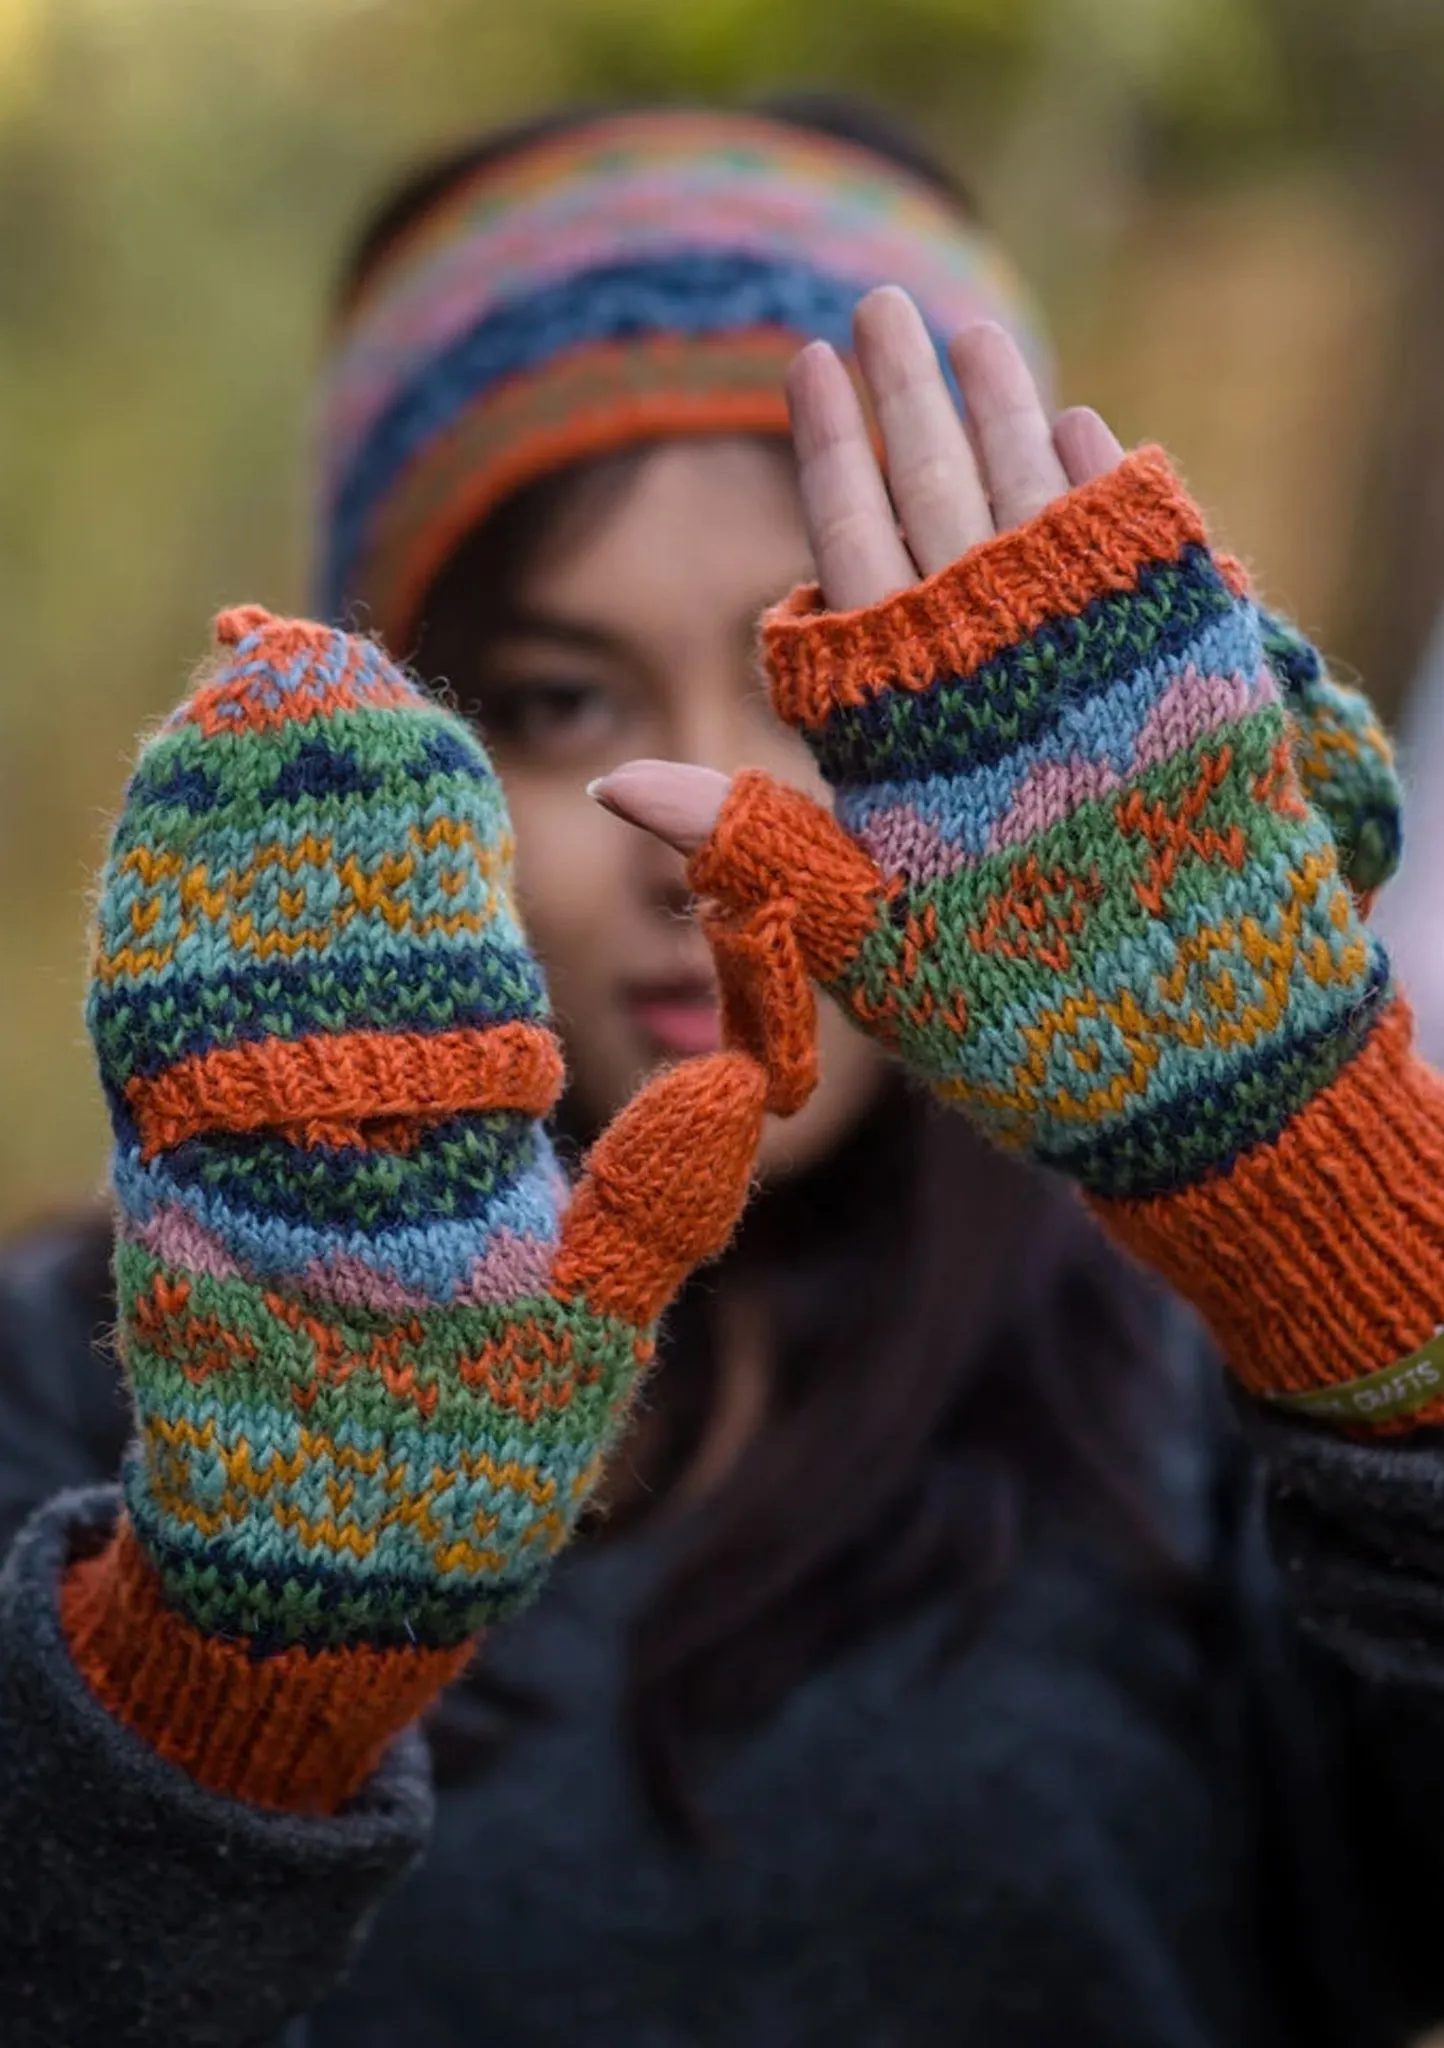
left=356, top=330, right=801, bottom=651
left=127, top=1021, right=564, bottom=1159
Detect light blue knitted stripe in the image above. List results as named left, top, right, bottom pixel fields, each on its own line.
left=114, top=1139, right=566, bottom=1299
left=835, top=606, right=1265, bottom=862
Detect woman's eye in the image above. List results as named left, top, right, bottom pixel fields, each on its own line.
left=467, top=677, right=622, bottom=761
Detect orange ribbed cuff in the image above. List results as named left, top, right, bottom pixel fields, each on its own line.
left=59, top=1520, right=473, bottom=1814
left=1093, top=1000, right=1444, bottom=1431
left=762, top=447, right=1204, bottom=731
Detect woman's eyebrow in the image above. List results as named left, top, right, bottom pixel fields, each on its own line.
left=492, top=607, right=627, bottom=661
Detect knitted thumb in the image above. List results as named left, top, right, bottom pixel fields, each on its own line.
left=683, top=771, right=909, bottom=1101
left=551, top=1050, right=767, bottom=1328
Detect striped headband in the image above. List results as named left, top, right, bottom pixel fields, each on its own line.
left=316, top=107, right=1047, bottom=652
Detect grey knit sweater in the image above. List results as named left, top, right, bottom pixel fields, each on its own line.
left=4, top=1225, right=1444, bottom=2048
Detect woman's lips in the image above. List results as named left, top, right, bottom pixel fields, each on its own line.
left=626, top=983, right=723, bottom=1058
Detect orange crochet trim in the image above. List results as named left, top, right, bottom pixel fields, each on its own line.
left=687, top=769, right=884, bottom=983
left=1093, top=999, right=1444, bottom=1431
left=764, top=446, right=1207, bottom=731
left=60, top=1520, right=472, bottom=1814
left=551, top=1050, right=766, bottom=1326
left=126, top=1020, right=565, bottom=1159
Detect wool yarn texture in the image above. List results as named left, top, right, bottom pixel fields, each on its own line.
left=689, top=450, right=1444, bottom=1425
left=316, top=106, right=1046, bottom=650
left=66, top=606, right=767, bottom=1810
left=316, top=108, right=1399, bottom=914
left=1255, top=606, right=1402, bottom=903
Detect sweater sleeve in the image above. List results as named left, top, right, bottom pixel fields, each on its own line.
left=0, top=1220, right=128, bottom=1553
left=1233, top=1396, right=1444, bottom=2034
left=0, top=1486, right=431, bottom=2048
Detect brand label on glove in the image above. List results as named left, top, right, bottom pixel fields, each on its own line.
left=1264, top=1325, right=1444, bottom=1428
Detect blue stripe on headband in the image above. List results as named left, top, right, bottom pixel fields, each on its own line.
left=321, top=248, right=956, bottom=621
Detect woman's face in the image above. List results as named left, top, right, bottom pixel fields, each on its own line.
left=469, top=436, right=885, bottom=1173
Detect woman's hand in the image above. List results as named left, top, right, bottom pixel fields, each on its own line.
left=66, top=606, right=769, bottom=1815
left=785, top=292, right=1123, bottom=606
left=593, top=295, right=1124, bottom=847
left=586, top=287, right=1443, bottom=1429
left=594, top=288, right=1389, bottom=1200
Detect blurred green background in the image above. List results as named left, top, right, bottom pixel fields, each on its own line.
left=5, top=0, right=1444, bottom=1229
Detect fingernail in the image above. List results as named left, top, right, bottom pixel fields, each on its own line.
left=587, top=777, right=626, bottom=819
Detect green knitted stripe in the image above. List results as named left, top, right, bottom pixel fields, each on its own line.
left=833, top=712, right=1314, bottom=1036
left=825, top=706, right=1376, bottom=1178
left=117, top=1247, right=642, bottom=1448
left=124, top=700, right=494, bottom=797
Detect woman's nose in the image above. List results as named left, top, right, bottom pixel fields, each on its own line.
left=632, top=680, right=758, bottom=918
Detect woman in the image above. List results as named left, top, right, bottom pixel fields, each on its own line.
left=3, top=97, right=1444, bottom=2048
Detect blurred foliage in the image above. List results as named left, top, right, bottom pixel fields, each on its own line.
left=4, top=0, right=1444, bottom=1224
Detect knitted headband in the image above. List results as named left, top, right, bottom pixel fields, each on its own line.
left=316, top=107, right=1046, bottom=651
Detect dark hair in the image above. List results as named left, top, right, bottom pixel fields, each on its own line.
left=342, top=97, right=1182, bottom=1838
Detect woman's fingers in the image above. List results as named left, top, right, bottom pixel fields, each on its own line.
left=947, top=322, right=1070, bottom=529
left=788, top=297, right=1128, bottom=607
left=1053, top=405, right=1125, bottom=488
left=787, top=340, right=916, bottom=612
left=589, top=760, right=729, bottom=857
left=852, top=287, right=994, bottom=574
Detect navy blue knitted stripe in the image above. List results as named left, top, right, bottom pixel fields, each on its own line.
left=126, top=728, right=490, bottom=820
left=91, top=951, right=550, bottom=1087
left=810, top=545, right=1234, bottom=788
left=135, top=1514, right=547, bottom=1652
left=156, top=1109, right=546, bottom=1233
left=322, top=250, right=952, bottom=615
left=1038, top=953, right=1393, bottom=1200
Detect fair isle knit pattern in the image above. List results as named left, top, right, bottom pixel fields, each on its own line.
left=1257, top=607, right=1403, bottom=901
left=693, top=450, right=1391, bottom=1204
left=90, top=610, right=668, bottom=1652
left=317, top=108, right=1044, bottom=649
